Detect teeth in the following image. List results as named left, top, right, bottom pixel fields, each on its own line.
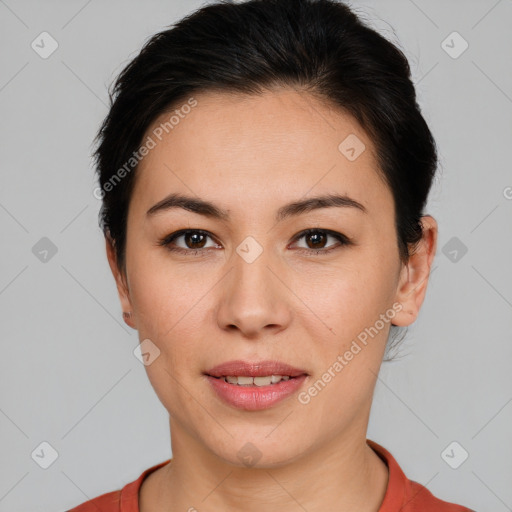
left=222, top=375, right=291, bottom=386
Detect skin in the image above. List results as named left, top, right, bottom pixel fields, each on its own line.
left=106, top=87, right=437, bottom=512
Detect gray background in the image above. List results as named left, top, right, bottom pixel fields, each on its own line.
left=0, top=1, right=511, bottom=511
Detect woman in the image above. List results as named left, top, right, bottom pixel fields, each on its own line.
left=69, top=0, right=475, bottom=510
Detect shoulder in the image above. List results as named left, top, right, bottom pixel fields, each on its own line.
left=66, top=489, right=121, bottom=512
left=405, top=478, right=476, bottom=511
left=65, top=459, right=171, bottom=512
left=367, top=439, right=475, bottom=512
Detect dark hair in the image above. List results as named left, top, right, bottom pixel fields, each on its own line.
left=93, top=0, right=438, bottom=357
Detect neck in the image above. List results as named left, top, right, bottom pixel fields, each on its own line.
left=143, top=419, right=389, bottom=512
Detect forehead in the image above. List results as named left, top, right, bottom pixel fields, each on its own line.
left=144, top=88, right=371, bottom=162
left=132, top=88, right=391, bottom=218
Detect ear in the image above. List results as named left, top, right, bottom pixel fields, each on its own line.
left=392, top=215, right=438, bottom=327
left=105, top=234, right=136, bottom=329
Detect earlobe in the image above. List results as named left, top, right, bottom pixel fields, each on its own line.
left=105, top=235, right=136, bottom=329
left=391, top=215, right=438, bottom=327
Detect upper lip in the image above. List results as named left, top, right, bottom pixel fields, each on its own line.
left=206, top=360, right=308, bottom=378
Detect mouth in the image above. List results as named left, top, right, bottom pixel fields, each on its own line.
left=205, top=359, right=309, bottom=380
left=203, top=360, right=309, bottom=410
left=208, top=374, right=303, bottom=386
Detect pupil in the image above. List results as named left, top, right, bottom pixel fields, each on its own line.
left=308, top=232, right=325, bottom=249
left=187, top=232, right=205, bottom=249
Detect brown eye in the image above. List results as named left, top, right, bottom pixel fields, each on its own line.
left=159, top=228, right=351, bottom=257
left=183, top=231, right=207, bottom=249
left=291, top=229, right=351, bottom=255
left=159, top=229, right=220, bottom=255
left=304, top=231, right=328, bottom=249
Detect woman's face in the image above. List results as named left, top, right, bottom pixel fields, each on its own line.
left=108, top=88, right=435, bottom=466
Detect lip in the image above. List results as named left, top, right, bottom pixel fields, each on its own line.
left=205, top=374, right=308, bottom=410
left=205, top=360, right=308, bottom=378
left=204, top=360, right=309, bottom=411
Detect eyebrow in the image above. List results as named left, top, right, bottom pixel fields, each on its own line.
left=146, top=192, right=367, bottom=222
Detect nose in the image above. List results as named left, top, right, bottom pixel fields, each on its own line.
left=215, top=245, right=292, bottom=339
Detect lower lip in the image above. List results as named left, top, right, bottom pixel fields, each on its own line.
left=205, top=375, right=308, bottom=410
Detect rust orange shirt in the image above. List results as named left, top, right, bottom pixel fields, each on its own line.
left=67, top=439, right=475, bottom=511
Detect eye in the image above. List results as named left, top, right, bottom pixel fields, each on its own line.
left=158, top=228, right=351, bottom=257
left=158, top=229, right=220, bottom=256
left=290, top=228, right=351, bottom=255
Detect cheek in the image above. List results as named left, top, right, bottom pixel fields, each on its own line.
left=295, top=258, right=397, bottom=410
left=127, top=256, right=218, bottom=398
left=127, top=248, right=203, bottom=335
left=298, top=264, right=393, bottom=419
left=293, top=255, right=396, bottom=340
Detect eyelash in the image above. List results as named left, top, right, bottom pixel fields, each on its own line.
left=157, top=228, right=352, bottom=257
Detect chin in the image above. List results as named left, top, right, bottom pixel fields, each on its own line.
left=203, top=431, right=310, bottom=469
